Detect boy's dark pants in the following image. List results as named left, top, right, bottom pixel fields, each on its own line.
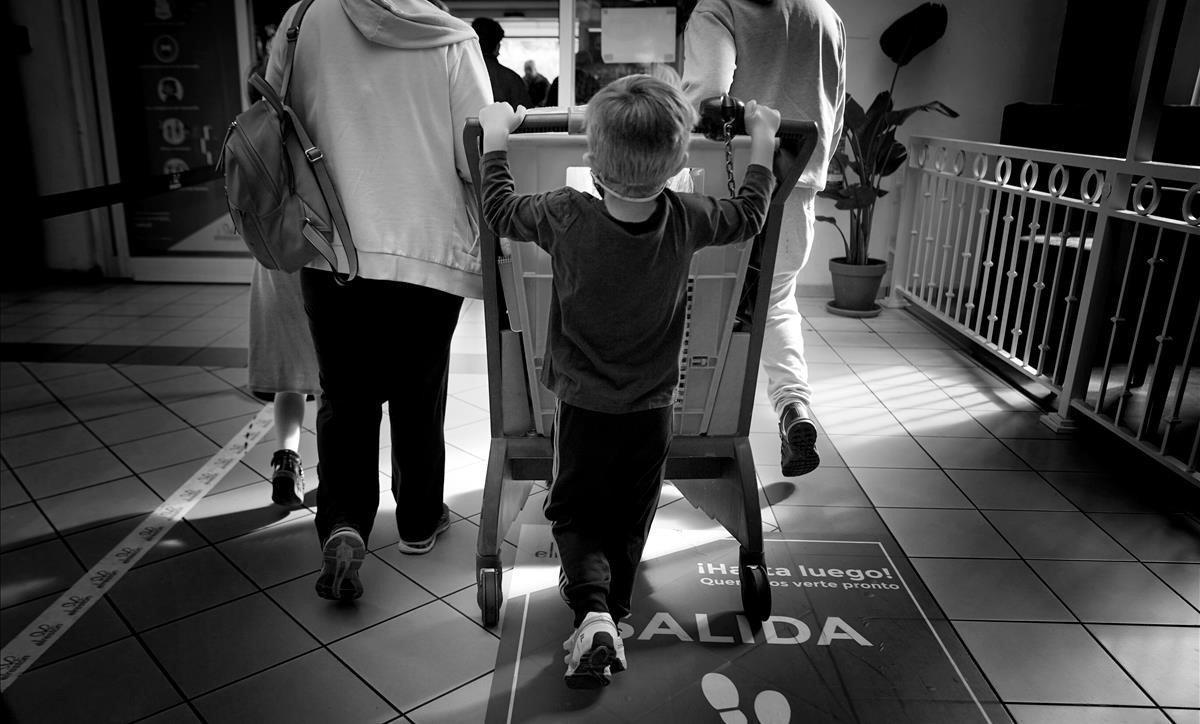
left=544, top=401, right=673, bottom=626
left=300, top=268, right=462, bottom=546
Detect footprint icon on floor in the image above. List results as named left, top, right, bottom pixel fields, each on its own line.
left=701, top=673, right=747, bottom=724
left=753, top=689, right=791, bottom=724
left=701, top=672, right=791, bottom=724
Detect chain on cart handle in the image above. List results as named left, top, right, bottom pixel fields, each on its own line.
left=722, top=119, right=737, bottom=198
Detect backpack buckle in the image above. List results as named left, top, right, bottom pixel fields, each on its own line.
left=304, top=146, right=323, bottom=163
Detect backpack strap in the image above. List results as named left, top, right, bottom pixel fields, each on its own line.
left=279, top=0, right=318, bottom=105
left=275, top=0, right=360, bottom=283
left=285, top=106, right=360, bottom=282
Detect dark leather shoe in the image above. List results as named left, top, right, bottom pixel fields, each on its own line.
left=779, top=402, right=820, bottom=477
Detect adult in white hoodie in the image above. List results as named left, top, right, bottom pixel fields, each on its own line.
left=263, top=0, right=491, bottom=599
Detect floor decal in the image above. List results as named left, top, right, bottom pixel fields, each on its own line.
left=487, top=524, right=1009, bottom=723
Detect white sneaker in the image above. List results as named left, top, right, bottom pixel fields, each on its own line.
left=562, top=612, right=620, bottom=689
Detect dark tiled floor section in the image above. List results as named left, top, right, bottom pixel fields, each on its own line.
left=1, top=281, right=1197, bottom=723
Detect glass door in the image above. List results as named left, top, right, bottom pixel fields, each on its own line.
left=565, top=0, right=682, bottom=106
left=88, top=0, right=255, bottom=282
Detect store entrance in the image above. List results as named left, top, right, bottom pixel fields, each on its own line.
left=89, top=0, right=254, bottom=282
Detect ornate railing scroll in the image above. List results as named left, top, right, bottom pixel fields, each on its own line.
left=891, top=137, right=1200, bottom=479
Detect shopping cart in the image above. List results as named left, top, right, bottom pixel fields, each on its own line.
left=464, top=108, right=817, bottom=627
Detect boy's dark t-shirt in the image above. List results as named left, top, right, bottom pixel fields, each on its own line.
left=481, top=150, right=775, bottom=414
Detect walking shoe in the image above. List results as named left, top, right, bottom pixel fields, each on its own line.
left=270, top=449, right=304, bottom=507
left=779, top=402, right=820, bottom=477
left=562, top=612, right=621, bottom=689
left=397, top=504, right=451, bottom=555
left=315, top=526, right=365, bottom=601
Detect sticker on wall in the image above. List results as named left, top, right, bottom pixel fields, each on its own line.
left=160, top=118, right=187, bottom=146
left=152, top=34, right=179, bottom=64
left=157, top=76, right=183, bottom=103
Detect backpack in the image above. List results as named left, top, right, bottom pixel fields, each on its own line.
left=219, top=0, right=358, bottom=281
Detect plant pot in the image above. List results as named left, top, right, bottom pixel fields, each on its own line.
left=827, top=257, right=888, bottom=318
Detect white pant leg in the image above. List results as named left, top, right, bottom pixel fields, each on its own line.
left=761, top=187, right=816, bottom=415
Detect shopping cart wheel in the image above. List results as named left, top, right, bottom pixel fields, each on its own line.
left=478, top=567, right=502, bottom=627
left=739, top=549, right=772, bottom=621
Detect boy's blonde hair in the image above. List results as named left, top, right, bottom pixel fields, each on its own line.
left=585, top=74, right=698, bottom=199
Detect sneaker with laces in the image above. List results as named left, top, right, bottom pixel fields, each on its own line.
left=270, top=449, right=304, bottom=507
left=397, top=504, right=450, bottom=555
left=779, top=402, right=820, bottom=477
left=315, top=526, right=365, bottom=601
left=562, top=611, right=622, bottom=689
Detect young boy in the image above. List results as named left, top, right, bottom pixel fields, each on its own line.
left=478, top=75, right=780, bottom=689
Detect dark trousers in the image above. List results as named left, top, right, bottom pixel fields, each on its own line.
left=300, top=269, right=463, bottom=545
left=544, top=401, right=672, bottom=626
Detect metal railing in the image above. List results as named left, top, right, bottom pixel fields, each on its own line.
left=890, top=136, right=1200, bottom=480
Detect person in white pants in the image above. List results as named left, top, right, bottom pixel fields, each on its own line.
left=683, top=0, right=846, bottom=476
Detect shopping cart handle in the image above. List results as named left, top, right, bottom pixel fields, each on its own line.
left=466, top=110, right=816, bottom=206
left=507, top=108, right=579, bottom=135
left=492, top=108, right=815, bottom=142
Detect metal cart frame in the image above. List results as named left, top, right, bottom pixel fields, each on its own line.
left=465, top=111, right=817, bottom=627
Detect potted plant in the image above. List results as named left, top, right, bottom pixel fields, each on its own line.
left=818, top=2, right=958, bottom=317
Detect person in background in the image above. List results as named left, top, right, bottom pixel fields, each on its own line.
left=247, top=266, right=317, bottom=510
left=246, top=23, right=277, bottom=105
left=472, top=17, right=531, bottom=108
left=478, top=75, right=780, bottom=688
left=523, top=59, right=550, bottom=106
left=263, top=0, right=491, bottom=602
left=243, top=28, right=317, bottom=511
left=682, top=0, right=846, bottom=478
left=545, top=50, right=601, bottom=106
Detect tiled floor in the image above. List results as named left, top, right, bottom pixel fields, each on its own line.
left=1, top=281, right=1198, bottom=723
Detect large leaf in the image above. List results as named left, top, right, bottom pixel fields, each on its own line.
left=886, top=100, right=959, bottom=127
left=852, top=91, right=893, bottom=178
left=879, top=3, right=948, bottom=67
left=862, top=91, right=892, bottom=131
left=876, top=139, right=907, bottom=178
left=844, top=95, right=868, bottom=138
left=860, top=91, right=893, bottom=151
left=818, top=186, right=854, bottom=201
left=833, top=185, right=879, bottom=210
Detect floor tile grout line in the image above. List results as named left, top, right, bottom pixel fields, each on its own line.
left=5, top=471, right=209, bottom=724
left=1, top=376, right=393, bottom=714
left=0, top=407, right=275, bottom=691
left=827, top=479, right=1019, bottom=713
left=1, top=362, right=143, bottom=606
left=2, top=449, right=272, bottom=549
left=3, top=366, right=274, bottom=535
left=1, top=362, right=229, bottom=444
left=173, top=528, right=415, bottom=715
left=1071, top=507, right=1200, bottom=616
left=403, top=670, right=495, bottom=720
left=813, top=349, right=1174, bottom=714
left=964, top=484, right=1178, bottom=709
